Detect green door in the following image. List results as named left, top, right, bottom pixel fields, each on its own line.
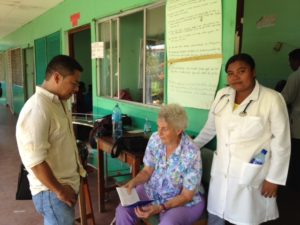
left=34, top=31, right=61, bottom=85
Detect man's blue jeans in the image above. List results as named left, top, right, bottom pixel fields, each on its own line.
left=32, top=191, right=75, bottom=225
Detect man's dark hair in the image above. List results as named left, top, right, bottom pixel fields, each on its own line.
left=289, top=49, right=300, bottom=61
left=225, top=53, right=255, bottom=72
left=45, top=55, right=83, bottom=80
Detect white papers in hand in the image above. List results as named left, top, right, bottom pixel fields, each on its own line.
left=116, top=187, right=140, bottom=206
left=116, top=187, right=153, bottom=208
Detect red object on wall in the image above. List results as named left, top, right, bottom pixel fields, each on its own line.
left=70, top=13, right=80, bottom=27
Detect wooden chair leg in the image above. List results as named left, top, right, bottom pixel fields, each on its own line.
left=83, top=177, right=95, bottom=225
left=78, top=183, right=88, bottom=225
left=76, top=177, right=95, bottom=225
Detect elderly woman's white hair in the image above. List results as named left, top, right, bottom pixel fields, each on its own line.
left=158, top=103, right=188, bottom=131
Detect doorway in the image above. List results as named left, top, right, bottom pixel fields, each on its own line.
left=68, top=25, right=92, bottom=116
left=23, top=47, right=35, bottom=100
left=69, top=25, right=93, bottom=142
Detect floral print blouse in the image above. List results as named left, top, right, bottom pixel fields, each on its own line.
left=143, top=132, right=203, bottom=206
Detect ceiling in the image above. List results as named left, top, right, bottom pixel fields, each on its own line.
left=0, top=0, right=63, bottom=39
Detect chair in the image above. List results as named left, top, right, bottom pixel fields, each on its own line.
left=75, top=139, right=96, bottom=225
left=76, top=176, right=96, bottom=225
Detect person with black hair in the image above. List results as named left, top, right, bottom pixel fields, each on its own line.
left=0, top=82, right=2, bottom=98
left=274, top=79, right=287, bottom=92
left=281, top=48, right=300, bottom=190
left=75, top=81, right=88, bottom=113
left=85, top=84, right=93, bottom=112
left=16, top=55, right=86, bottom=225
left=194, top=53, right=290, bottom=225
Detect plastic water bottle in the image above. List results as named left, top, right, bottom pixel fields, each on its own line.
left=143, top=118, right=152, bottom=137
left=250, top=149, right=267, bottom=165
left=112, top=103, right=123, bottom=139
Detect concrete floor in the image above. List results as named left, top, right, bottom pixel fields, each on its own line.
left=0, top=104, right=299, bottom=225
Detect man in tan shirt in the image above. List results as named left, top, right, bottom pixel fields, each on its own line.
left=16, top=55, right=86, bottom=225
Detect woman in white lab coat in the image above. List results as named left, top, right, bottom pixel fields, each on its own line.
left=194, top=53, right=291, bottom=225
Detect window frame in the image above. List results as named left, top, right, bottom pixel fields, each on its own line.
left=95, top=1, right=165, bottom=107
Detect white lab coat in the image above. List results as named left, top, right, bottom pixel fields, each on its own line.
left=194, top=81, right=291, bottom=225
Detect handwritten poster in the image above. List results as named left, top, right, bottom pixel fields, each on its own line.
left=168, top=59, right=222, bottom=109
left=167, top=0, right=222, bottom=59
left=166, top=0, right=222, bottom=109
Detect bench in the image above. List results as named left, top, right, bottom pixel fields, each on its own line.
left=142, top=147, right=214, bottom=225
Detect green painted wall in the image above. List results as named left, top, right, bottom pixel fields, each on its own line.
left=242, top=0, right=300, bottom=88
left=0, top=0, right=237, bottom=143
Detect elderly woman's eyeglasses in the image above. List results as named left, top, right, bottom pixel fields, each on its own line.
left=157, top=126, right=169, bottom=133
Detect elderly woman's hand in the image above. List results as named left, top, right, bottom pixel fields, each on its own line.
left=134, top=204, right=162, bottom=219
left=123, top=180, right=135, bottom=194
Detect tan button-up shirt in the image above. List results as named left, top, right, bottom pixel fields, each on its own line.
left=16, top=86, right=86, bottom=195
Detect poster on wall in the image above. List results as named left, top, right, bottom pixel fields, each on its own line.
left=166, top=0, right=222, bottom=109
left=91, top=42, right=104, bottom=59
left=168, top=59, right=222, bottom=109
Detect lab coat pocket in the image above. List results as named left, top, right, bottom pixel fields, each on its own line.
left=239, top=162, right=266, bottom=188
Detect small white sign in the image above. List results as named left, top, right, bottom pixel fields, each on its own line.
left=91, top=42, right=104, bottom=59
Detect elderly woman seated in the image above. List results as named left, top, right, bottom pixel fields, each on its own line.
left=116, top=104, right=205, bottom=225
